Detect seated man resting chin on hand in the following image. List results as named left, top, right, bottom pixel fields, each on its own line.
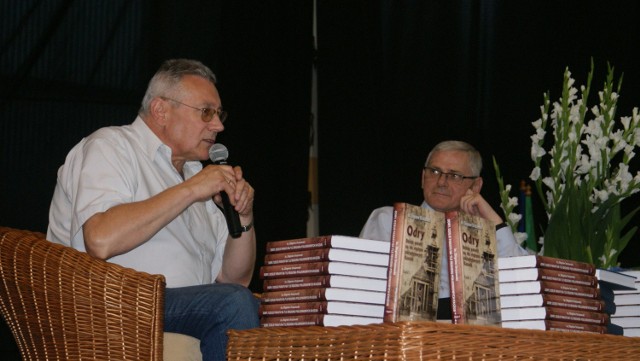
left=360, top=140, right=529, bottom=319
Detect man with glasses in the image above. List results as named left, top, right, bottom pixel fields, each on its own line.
left=360, top=140, right=528, bottom=319
left=47, top=59, right=258, bottom=360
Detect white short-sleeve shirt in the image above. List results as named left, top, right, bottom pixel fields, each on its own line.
left=47, top=116, right=228, bottom=288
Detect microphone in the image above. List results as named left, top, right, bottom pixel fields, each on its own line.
left=209, top=143, right=243, bottom=238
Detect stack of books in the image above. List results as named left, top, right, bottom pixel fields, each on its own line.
left=609, top=269, right=640, bottom=337
left=258, top=235, right=390, bottom=327
left=497, top=255, right=612, bottom=334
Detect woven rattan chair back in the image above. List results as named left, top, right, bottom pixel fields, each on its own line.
left=0, top=226, right=166, bottom=360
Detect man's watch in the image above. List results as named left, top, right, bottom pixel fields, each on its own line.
left=240, top=220, right=253, bottom=232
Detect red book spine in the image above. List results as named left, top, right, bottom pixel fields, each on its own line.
left=543, top=306, right=610, bottom=325
left=264, top=248, right=333, bottom=265
left=536, top=268, right=598, bottom=287
left=264, top=236, right=331, bottom=253
left=259, top=301, right=326, bottom=316
left=261, top=288, right=329, bottom=304
left=541, top=281, right=601, bottom=299
left=383, top=203, right=407, bottom=322
left=260, top=314, right=325, bottom=327
left=263, top=275, right=330, bottom=291
left=541, top=294, right=606, bottom=312
left=545, top=320, right=607, bottom=334
left=260, top=262, right=330, bottom=279
left=536, top=256, right=596, bottom=275
left=445, top=211, right=464, bottom=324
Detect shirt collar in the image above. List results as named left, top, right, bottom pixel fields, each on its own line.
left=132, top=116, right=203, bottom=177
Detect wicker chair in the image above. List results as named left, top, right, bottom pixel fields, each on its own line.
left=0, top=226, right=201, bottom=360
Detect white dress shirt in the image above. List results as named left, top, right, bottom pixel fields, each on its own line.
left=47, top=117, right=228, bottom=288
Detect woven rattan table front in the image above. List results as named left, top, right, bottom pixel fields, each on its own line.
left=227, top=321, right=640, bottom=360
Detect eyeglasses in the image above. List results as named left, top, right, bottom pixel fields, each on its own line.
left=423, top=166, right=478, bottom=184
left=161, top=97, right=228, bottom=123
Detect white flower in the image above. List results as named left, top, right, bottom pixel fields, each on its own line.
left=576, top=154, right=591, bottom=174
left=530, top=167, right=541, bottom=181
left=584, top=118, right=603, bottom=137
left=593, top=189, right=609, bottom=203
left=621, top=116, right=631, bottom=130
left=508, top=212, right=522, bottom=225
left=514, top=232, right=528, bottom=245
left=531, top=143, right=546, bottom=161
left=624, top=145, right=635, bottom=159
left=532, top=118, right=543, bottom=129
left=598, top=254, right=607, bottom=264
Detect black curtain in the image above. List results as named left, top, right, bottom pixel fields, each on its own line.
left=316, top=0, right=640, bottom=268
left=3, top=0, right=640, bottom=358
left=1, top=1, right=312, bottom=356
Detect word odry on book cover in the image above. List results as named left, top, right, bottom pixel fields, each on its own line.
left=446, top=210, right=501, bottom=326
left=384, top=203, right=445, bottom=322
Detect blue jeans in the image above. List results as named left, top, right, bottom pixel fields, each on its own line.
left=164, top=283, right=260, bottom=360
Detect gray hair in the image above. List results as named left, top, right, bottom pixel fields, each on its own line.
left=425, top=140, right=482, bottom=176
left=139, top=59, right=217, bottom=115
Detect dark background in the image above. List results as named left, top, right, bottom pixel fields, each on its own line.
left=2, top=0, right=640, bottom=358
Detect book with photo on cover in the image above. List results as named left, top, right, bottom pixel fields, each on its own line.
left=446, top=210, right=501, bottom=326
left=384, top=202, right=445, bottom=322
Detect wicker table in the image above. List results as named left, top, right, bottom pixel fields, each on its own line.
left=227, top=321, right=640, bottom=360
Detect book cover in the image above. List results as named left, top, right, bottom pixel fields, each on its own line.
left=446, top=210, right=501, bottom=326
left=499, top=267, right=598, bottom=287
left=595, top=268, right=637, bottom=291
left=263, top=274, right=387, bottom=292
left=265, top=235, right=390, bottom=254
left=501, top=306, right=610, bottom=325
left=260, top=313, right=382, bottom=327
left=498, top=255, right=596, bottom=275
left=500, top=293, right=609, bottom=313
left=622, top=327, right=640, bottom=337
left=620, top=269, right=640, bottom=281
left=258, top=300, right=384, bottom=318
left=264, top=247, right=389, bottom=267
left=607, top=316, right=640, bottom=328
left=501, top=319, right=608, bottom=334
left=384, top=203, right=445, bottom=322
left=259, top=261, right=388, bottom=280
left=611, top=293, right=640, bottom=306
left=611, top=304, right=640, bottom=317
left=260, top=287, right=386, bottom=305
left=499, top=280, right=602, bottom=299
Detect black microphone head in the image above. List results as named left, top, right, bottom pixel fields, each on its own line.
left=209, top=143, right=229, bottom=163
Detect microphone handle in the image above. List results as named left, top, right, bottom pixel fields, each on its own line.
left=220, top=191, right=243, bottom=238
left=211, top=159, right=242, bottom=238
